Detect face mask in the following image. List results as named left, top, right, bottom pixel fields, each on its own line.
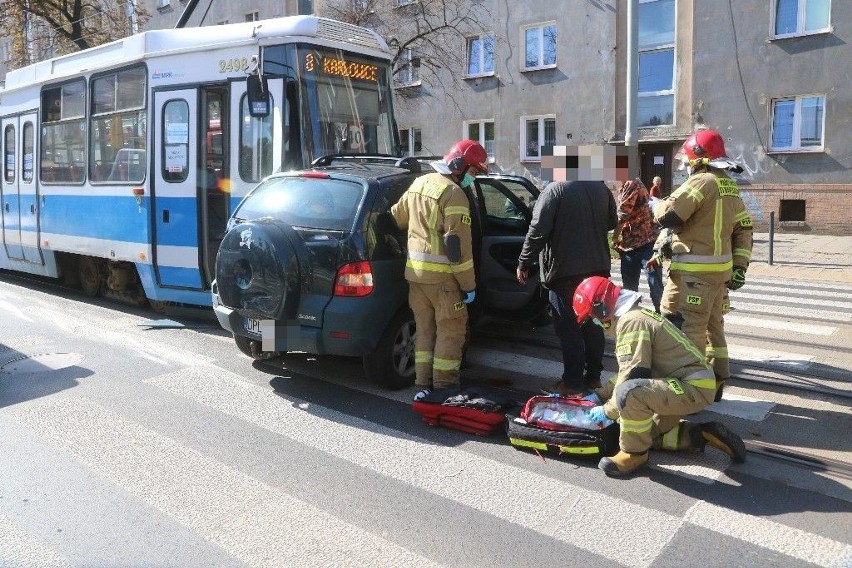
left=460, top=173, right=476, bottom=188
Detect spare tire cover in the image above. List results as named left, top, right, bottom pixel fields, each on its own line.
left=216, top=219, right=303, bottom=320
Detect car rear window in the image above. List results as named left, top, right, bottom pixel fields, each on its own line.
left=235, top=176, right=365, bottom=231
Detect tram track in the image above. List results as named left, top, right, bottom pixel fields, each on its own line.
left=745, top=440, right=852, bottom=482
left=472, top=328, right=852, bottom=401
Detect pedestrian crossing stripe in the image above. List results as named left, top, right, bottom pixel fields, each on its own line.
left=7, top=395, right=442, bottom=568
left=135, top=366, right=848, bottom=568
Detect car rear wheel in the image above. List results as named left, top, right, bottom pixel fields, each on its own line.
left=363, top=308, right=416, bottom=390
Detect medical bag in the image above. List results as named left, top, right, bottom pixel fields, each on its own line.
left=412, top=387, right=516, bottom=436
left=506, top=395, right=619, bottom=457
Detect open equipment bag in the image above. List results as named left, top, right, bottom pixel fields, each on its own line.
left=412, top=387, right=516, bottom=436
left=507, top=395, right=620, bottom=458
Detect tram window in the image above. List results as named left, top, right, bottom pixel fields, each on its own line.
left=22, top=122, right=34, bottom=183
left=90, top=66, right=147, bottom=183
left=4, top=125, right=14, bottom=183
left=239, top=93, right=273, bottom=182
left=162, top=100, right=190, bottom=183
left=40, top=79, right=86, bottom=184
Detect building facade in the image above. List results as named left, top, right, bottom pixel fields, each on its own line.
left=108, top=1, right=852, bottom=233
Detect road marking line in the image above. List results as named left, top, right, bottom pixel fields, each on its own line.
left=0, top=512, right=71, bottom=568
left=8, top=396, right=442, bottom=568
left=707, top=393, right=775, bottom=422
left=147, top=367, right=684, bottom=568
left=723, top=314, right=836, bottom=336
left=685, top=501, right=852, bottom=568
left=728, top=345, right=814, bottom=371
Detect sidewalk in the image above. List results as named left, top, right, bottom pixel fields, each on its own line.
left=746, top=232, right=852, bottom=284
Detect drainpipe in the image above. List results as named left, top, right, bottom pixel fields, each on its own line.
left=624, top=0, right=639, bottom=179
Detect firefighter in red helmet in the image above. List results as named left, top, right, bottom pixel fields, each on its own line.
left=391, top=140, right=488, bottom=398
left=651, top=129, right=753, bottom=401
left=574, top=276, right=746, bottom=477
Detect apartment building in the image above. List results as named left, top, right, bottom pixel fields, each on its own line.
left=136, top=1, right=852, bottom=233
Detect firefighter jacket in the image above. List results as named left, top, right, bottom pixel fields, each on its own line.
left=601, top=307, right=717, bottom=418
left=652, top=169, right=753, bottom=284
left=390, top=172, right=476, bottom=292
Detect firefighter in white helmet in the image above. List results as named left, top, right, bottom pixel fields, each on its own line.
left=651, top=129, right=753, bottom=401
left=574, top=276, right=747, bottom=477
left=391, top=140, right=487, bottom=397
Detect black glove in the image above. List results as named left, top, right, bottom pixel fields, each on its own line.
left=728, top=266, right=746, bottom=290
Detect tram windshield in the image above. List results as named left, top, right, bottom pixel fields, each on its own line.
left=263, top=43, right=396, bottom=168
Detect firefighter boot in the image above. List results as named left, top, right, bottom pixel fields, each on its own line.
left=598, top=451, right=649, bottom=477
left=690, top=422, right=746, bottom=463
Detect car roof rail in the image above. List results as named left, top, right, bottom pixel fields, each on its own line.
left=311, top=154, right=421, bottom=173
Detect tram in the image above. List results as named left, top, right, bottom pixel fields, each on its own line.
left=0, top=16, right=398, bottom=309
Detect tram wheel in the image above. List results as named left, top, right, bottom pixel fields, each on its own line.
left=78, top=256, right=103, bottom=297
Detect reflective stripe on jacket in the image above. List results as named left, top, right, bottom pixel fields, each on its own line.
left=653, top=170, right=753, bottom=280
left=390, top=172, right=476, bottom=291
left=603, top=307, right=715, bottom=417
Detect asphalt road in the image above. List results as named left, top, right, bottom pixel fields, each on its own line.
left=1, top=271, right=850, bottom=567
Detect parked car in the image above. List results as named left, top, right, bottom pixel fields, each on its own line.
left=212, top=155, right=548, bottom=389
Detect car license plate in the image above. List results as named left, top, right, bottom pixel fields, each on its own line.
left=244, top=317, right=262, bottom=336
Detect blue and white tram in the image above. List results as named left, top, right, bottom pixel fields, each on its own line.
left=0, top=16, right=398, bottom=309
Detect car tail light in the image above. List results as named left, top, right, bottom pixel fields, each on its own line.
left=299, top=171, right=330, bottom=179
left=334, top=261, right=374, bottom=297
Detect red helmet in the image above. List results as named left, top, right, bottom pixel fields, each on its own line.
left=573, top=276, right=622, bottom=325
left=677, top=129, right=740, bottom=170
left=444, top=139, right=488, bottom=174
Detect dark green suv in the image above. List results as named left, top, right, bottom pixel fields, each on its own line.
left=212, top=155, right=547, bottom=388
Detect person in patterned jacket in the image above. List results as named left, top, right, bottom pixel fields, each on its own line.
left=612, top=178, right=663, bottom=312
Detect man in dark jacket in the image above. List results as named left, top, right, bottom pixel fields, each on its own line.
left=517, top=171, right=618, bottom=394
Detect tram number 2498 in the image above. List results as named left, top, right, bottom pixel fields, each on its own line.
left=219, top=57, right=251, bottom=73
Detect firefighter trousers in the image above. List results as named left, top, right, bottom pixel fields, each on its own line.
left=661, top=271, right=731, bottom=380
left=610, top=371, right=716, bottom=454
left=408, top=280, right=468, bottom=389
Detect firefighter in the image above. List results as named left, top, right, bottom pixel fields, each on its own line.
left=574, top=276, right=747, bottom=477
left=652, top=129, right=753, bottom=401
left=391, top=140, right=487, bottom=397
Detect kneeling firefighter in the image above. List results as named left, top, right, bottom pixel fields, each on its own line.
left=574, top=276, right=747, bottom=477
left=391, top=140, right=488, bottom=397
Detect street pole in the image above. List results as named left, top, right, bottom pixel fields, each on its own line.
left=625, top=0, right=639, bottom=179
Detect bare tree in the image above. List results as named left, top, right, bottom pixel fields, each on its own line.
left=321, top=0, right=492, bottom=112
left=0, top=0, right=148, bottom=69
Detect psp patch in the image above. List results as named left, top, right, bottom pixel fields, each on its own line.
left=686, top=294, right=702, bottom=306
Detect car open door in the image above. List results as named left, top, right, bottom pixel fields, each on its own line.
left=473, top=175, right=547, bottom=319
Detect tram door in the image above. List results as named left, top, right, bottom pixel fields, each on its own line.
left=1, top=113, right=42, bottom=264
left=199, top=86, right=230, bottom=287
left=152, top=89, right=202, bottom=289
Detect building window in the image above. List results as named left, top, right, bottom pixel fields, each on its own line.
left=770, top=95, right=825, bottom=151
left=245, top=11, right=260, bottom=22
left=774, top=0, right=830, bottom=36
left=638, top=0, right=675, bottom=127
left=395, top=49, right=420, bottom=87
left=520, top=115, right=556, bottom=161
left=298, top=0, right=313, bottom=15
left=396, top=0, right=415, bottom=6
left=399, top=127, right=421, bottom=156
left=464, top=120, right=495, bottom=160
left=522, top=22, right=556, bottom=70
left=466, top=34, right=495, bottom=77
left=157, top=0, right=170, bottom=8
left=779, top=199, right=806, bottom=222
left=217, top=20, right=229, bottom=25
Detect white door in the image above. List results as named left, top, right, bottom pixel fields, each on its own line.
left=152, top=89, right=201, bottom=289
